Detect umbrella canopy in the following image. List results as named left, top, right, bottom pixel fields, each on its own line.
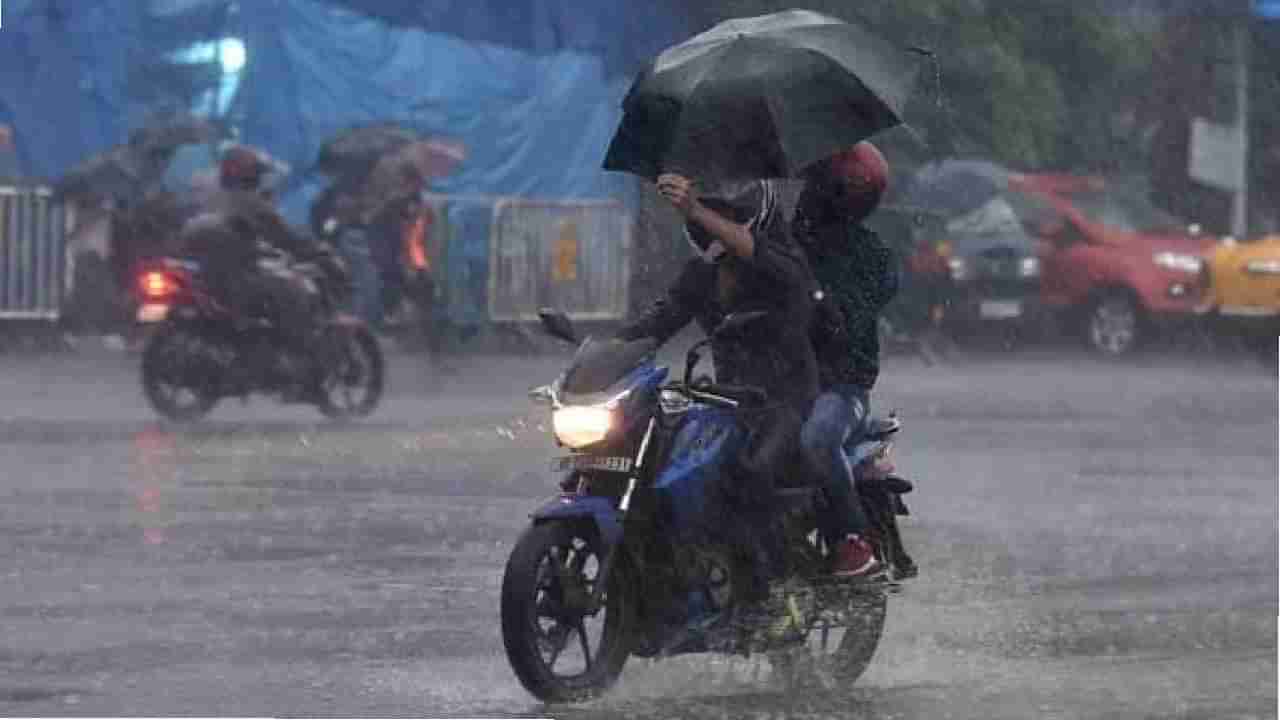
left=901, top=160, right=1020, bottom=218
left=603, top=9, right=923, bottom=183
left=355, top=139, right=465, bottom=222
left=128, top=114, right=222, bottom=153
left=54, top=115, right=222, bottom=206
left=316, top=123, right=420, bottom=177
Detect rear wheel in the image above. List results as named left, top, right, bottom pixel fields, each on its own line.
left=767, top=531, right=888, bottom=691
left=501, top=522, right=635, bottom=703
left=1086, top=292, right=1142, bottom=356
left=317, top=326, right=384, bottom=420
left=140, top=326, right=220, bottom=422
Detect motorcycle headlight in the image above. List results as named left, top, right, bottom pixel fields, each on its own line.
left=1153, top=252, right=1203, bottom=274
left=552, top=406, right=614, bottom=448
left=1018, top=257, right=1041, bottom=278
left=947, top=257, right=969, bottom=281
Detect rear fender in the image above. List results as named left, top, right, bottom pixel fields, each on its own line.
left=529, top=494, right=623, bottom=549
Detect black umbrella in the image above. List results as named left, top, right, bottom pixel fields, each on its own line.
left=316, top=123, right=420, bottom=177
left=603, top=9, right=923, bottom=183
left=127, top=114, right=222, bottom=152
left=55, top=115, right=222, bottom=206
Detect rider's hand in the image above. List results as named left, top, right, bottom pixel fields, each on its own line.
left=657, top=173, right=698, bottom=217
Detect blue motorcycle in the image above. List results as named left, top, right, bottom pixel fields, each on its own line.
left=501, top=310, right=915, bottom=702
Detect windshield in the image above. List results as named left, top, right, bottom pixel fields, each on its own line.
left=561, top=336, right=659, bottom=396
left=1063, top=189, right=1185, bottom=235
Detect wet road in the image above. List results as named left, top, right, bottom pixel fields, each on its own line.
left=0, top=345, right=1275, bottom=719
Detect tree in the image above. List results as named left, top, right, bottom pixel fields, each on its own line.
left=679, top=1, right=1158, bottom=175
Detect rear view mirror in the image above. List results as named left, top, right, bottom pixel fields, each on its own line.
left=538, top=308, right=577, bottom=344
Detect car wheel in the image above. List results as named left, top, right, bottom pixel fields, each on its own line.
left=1087, top=292, right=1141, bottom=356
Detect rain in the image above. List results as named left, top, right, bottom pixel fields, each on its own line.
left=0, top=1, right=1276, bottom=718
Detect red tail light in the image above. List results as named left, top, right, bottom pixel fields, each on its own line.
left=140, top=271, right=175, bottom=299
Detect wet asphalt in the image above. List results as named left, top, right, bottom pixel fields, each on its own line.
left=0, top=341, right=1275, bottom=719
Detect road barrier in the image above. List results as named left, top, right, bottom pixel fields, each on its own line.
left=487, top=198, right=632, bottom=323
left=0, top=184, right=69, bottom=320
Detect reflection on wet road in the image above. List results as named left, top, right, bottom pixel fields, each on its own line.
left=0, top=349, right=1275, bottom=718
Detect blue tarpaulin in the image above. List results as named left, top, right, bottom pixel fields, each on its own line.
left=0, top=0, right=692, bottom=324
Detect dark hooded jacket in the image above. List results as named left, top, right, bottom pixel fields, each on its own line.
left=617, top=179, right=820, bottom=415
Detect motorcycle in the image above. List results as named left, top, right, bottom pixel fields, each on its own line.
left=132, top=247, right=384, bottom=422
left=500, top=309, right=916, bottom=703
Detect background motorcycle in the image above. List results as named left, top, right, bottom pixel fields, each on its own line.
left=132, top=246, right=384, bottom=421
left=500, top=310, right=915, bottom=703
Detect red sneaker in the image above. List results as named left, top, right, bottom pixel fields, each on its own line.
left=831, top=535, right=882, bottom=577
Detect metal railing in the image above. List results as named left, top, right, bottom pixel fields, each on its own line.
left=487, top=198, right=632, bottom=323
left=0, top=184, right=69, bottom=320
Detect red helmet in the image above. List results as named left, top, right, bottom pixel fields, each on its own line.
left=823, top=141, right=888, bottom=222
left=219, top=145, right=268, bottom=190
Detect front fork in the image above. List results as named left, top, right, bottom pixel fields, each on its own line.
left=586, top=416, right=657, bottom=609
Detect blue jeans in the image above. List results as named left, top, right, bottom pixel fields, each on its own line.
left=336, top=227, right=383, bottom=328
left=800, top=385, right=872, bottom=543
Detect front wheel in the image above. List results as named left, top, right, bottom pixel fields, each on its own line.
left=140, top=325, right=220, bottom=422
left=501, top=522, right=636, bottom=703
left=316, top=325, right=384, bottom=420
left=1086, top=292, right=1142, bottom=356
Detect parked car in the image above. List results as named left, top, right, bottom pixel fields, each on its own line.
left=1010, top=174, right=1216, bottom=356
left=1197, top=233, right=1280, bottom=363
left=896, top=160, right=1048, bottom=347
left=932, top=195, right=1045, bottom=346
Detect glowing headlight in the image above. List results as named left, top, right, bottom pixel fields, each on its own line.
left=948, top=257, right=969, bottom=281
left=1153, top=252, right=1203, bottom=274
left=1018, top=257, right=1041, bottom=278
left=1246, top=259, right=1280, bottom=275
left=552, top=406, right=613, bottom=448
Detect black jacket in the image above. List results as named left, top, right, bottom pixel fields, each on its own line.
left=178, top=188, right=320, bottom=282
left=618, top=180, right=819, bottom=415
left=801, top=220, right=899, bottom=390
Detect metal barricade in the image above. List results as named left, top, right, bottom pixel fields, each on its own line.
left=0, top=184, right=68, bottom=320
left=488, top=198, right=632, bottom=323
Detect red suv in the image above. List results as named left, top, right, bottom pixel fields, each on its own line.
left=1009, top=174, right=1216, bottom=355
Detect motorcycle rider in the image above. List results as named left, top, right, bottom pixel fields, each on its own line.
left=795, top=141, right=916, bottom=578
left=175, top=144, right=344, bottom=395
left=616, top=172, right=820, bottom=593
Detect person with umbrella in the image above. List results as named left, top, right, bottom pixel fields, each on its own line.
left=604, top=9, right=923, bottom=582
left=794, top=141, right=916, bottom=578
left=616, top=172, right=821, bottom=599
left=311, top=127, right=464, bottom=345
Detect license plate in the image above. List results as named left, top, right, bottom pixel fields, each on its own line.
left=551, top=455, right=634, bottom=474
left=1220, top=305, right=1279, bottom=317
left=979, top=300, right=1022, bottom=319
left=136, top=304, right=170, bottom=323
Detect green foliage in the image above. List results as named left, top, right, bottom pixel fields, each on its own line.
left=683, top=0, right=1157, bottom=174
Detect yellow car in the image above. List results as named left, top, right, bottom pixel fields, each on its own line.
left=1199, top=234, right=1280, bottom=360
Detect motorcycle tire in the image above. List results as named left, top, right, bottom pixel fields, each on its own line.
left=501, top=522, right=636, bottom=703
left=316, top=325, right=384, bottom=420
left=770, top=586, right=886, bottom=691
left=140, top=325, right=220, bottom=422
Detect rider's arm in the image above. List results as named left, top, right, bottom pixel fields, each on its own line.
left=616, top=259, right=706, bottom=344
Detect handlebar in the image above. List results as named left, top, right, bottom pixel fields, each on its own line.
left=667, top=379, right=768, bottom=407
left=701, top=382, right=768, bottom=405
